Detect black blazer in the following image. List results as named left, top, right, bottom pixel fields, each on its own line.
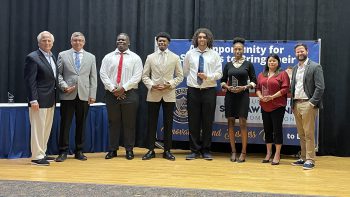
left=24, top=49, right=58, bottom=108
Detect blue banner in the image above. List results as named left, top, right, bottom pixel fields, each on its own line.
left=156, top=39, right=320, bottom=146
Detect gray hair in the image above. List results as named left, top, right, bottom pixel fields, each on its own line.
left=71, top=32, right=85, bottom=41
left=37, top=31, right=54, bottom=43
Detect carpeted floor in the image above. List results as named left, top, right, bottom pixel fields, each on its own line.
left=0, top=180, right=316, bottom=197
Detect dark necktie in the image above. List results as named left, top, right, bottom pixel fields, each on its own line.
left=74, top=52, right=81, bottom=72
left=116, top=53, right=124, bottom=84
left=197, top=54, right=204, bottom=85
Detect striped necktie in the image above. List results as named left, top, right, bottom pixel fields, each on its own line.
left=197, top=54, right=204, bottom=85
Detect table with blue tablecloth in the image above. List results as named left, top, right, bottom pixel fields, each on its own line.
left=0, top=103, right=109, bottom=159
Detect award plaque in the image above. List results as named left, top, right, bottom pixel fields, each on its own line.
left=231, top=76, right=238, bottom=87
left=262, top=85, right=269, bottom=96
left=67, top=78, right=77, bottom=87
left=7, top=92, right=14, bottom=103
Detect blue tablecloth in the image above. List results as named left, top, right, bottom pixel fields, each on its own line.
left=0, top=103, right=109, bottom=159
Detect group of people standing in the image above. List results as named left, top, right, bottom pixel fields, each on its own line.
left=24, top=28, right=324, bottom=170
left=24, top=31, right=98, bottom=165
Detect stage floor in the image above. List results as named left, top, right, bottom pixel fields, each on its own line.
left=0, top=148, right=349, bottom=196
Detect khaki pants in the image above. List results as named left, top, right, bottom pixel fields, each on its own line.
left=29, top=106, right=55, bottom=160
left=293, top=101, right=317, bottom=162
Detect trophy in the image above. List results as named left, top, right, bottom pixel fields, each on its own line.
left=8, top=92, right=14, bottom=103
left=262, top=85, right=269, bottom=96
left=231, top=76, right=238, bottom=87
left=66, top=78, right=77, bottom=87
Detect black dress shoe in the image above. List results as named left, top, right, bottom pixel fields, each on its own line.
left=163, top=151, right=175, bottom=161
left=142, top=150, right=155, bottom=160
left=31, top=159, right=50, bottom=166
left=44, top=156, right=55, bottom=162
left=126, top=150, right=134, bottom=160
left=55, top=153, right=67, bottom=162
left=105, top=151, right=117, bottom=159
left=75, top=151, right=87, bottom=161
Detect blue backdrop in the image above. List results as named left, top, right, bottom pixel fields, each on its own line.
left=156, top=40, right=320, bottom=146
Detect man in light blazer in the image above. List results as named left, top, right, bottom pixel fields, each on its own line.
left=290, top=43, right=325, bottom=170
left=55, top=32, right=97, bottom=162
left=141, top=32, right=183, bottom=161
left=24, top=31, right=58, bottom=166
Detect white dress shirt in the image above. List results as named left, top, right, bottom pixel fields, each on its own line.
left=39, top=48, right=56, bottom=78
left=100, top=48, right=143, bottom=92
left=294, top=58, right=309, bottom=99
left=183, top=47, right=222, bottom=88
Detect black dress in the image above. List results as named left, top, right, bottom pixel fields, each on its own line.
left=221, top=61, right=257, bottom=118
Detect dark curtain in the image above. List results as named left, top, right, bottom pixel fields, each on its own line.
left=0, top=0, right=349, bottom=156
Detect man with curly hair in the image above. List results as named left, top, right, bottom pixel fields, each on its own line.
left=183, top=28, right=222, bottom=160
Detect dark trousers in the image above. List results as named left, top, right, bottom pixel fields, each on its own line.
left=59, top=96, right=89, bottom=153
left=147, top=99, right=175, bottom=151
left=105, top=90, right=138, bottom=152
left=187, top=87, right=216, bottom=154
left=261, top=107, right=285, bottom=144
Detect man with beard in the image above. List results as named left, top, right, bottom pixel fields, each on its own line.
left=290, top=43, right=325, bottom=170
left=100, top=33, right=143, bottom=160
left=183, top=28, right=223, bottom=160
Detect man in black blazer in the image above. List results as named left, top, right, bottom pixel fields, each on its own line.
left=290, top=43, right=325, bottom=170
left=24, top=31, right=58, bottom=166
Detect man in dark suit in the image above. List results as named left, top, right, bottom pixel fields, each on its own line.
left=24, top=31, right=58, bottom=166
left=290, top=43, right=325, bottom=170
left=55, top=32, right=97, bottom=162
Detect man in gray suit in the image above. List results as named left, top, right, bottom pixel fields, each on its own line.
left=141, top=32, right=183, bottom=161
left=290, top=43, right=325, bottom=170
left=56, top=32, right=97, bottom=162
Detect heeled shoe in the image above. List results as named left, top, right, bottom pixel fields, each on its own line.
left=237, top=152, right=246, bottom=163
left=262, top=153, right=272, bottom=163
left=271, top=156, right=281, bottom=165
left=230, top=152, right=237, bottom=162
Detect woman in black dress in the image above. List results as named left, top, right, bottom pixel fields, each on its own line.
left=221, top=37, right=257, bottom=162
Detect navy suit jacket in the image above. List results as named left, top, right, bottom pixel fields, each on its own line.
left=24, top=49, right=58, bottom=108
left=290, top=59, right=325, bottom=109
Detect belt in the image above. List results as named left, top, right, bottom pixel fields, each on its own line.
left=189, top=87, right=212, bottom=91
left=294, top=99, right=309, bottom=103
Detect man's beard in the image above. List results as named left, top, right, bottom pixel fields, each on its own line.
left=297, top=55, right=307, bottom=61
